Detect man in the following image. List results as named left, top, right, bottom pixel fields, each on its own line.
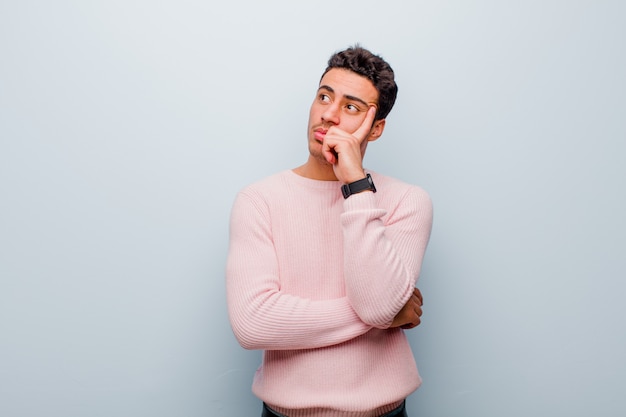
left=226, top=45, right=433, bottom=417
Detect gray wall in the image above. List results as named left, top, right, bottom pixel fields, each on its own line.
left=1, top=1, right=624, bottom=416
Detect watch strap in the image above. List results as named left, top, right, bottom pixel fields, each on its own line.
left=341, top=173, right=376, bottom=199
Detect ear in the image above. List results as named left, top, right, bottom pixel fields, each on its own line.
left=368, top=119, right=386, bottom=142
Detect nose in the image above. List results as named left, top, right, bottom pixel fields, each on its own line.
left=321, top=103, right=340, bottom=126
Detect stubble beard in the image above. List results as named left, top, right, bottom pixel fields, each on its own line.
left=308, top=136, right=331, bottom=166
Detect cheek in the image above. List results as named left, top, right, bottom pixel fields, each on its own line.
left=308, top=105, right=321, bottom=123
left=345, top=117, right=365, bottom=134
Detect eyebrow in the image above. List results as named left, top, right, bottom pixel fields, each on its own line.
left=318, top=85, right=370, bottom=109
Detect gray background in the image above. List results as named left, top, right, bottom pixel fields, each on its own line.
left=1, top=1, right=625, bottom=416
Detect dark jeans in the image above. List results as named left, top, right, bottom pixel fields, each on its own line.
left=262, top=400, right=407, bottom=417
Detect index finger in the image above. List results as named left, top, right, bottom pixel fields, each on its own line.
left=352, top=106, right=377, bottom=141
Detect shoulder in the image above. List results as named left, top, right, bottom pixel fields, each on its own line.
left=369, top=171, right=431, bottom=204
left=367, top=171, right=433, bottom=225
left=234, top=170, right=293, bottom=202
left=239, top=170, right=290, bottom=193
left=232, top=170, right=313, bottom=217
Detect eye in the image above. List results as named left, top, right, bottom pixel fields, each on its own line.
left=345, top=103, right=360, bottom=113
left=318, top=94, right=331, bottom=103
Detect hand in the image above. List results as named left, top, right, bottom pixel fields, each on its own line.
left=321, top=106, right=377, bottom=183
left=389, top=288, right=423, bottom=329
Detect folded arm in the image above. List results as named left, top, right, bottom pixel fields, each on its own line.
left=226, top=192, right=372, bottom=351
left=342, top=186, right=433, bottom=328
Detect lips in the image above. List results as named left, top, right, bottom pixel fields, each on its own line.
left=314, top=128, right=327, bottom=142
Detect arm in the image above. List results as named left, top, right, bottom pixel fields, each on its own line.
left=226, top=191, right=372, bottom=351
left=320, top=107, right=433, bottom=328
left=341, top=186, right=433, bottom=328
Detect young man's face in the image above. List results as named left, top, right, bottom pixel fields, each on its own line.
left=307, top=68, right=383, bottom=161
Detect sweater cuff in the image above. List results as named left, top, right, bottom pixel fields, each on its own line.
left=342, top=189, right=378, bottom=212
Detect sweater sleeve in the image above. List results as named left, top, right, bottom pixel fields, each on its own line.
left=341, top=185, right=433, bottom=328
left=226, top=191, right=372, bottom=351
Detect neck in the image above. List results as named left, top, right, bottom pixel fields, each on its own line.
left=293, top=156, right=338, bottom=181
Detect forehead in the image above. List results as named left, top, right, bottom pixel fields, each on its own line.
left=319, top=68, right=379, bottom=104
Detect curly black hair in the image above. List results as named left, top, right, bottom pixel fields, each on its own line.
left=321, top=45, right=398, bottom=121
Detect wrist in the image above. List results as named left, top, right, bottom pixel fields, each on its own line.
left=342, top=170, right=367, bottom=184
left=341, top=173, right=376, bottom=199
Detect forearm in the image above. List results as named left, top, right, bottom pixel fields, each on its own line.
left=226, top=191, right=372, bottom=350
left=341, top=188, right=433, bottom=328
left=226, top=275, right=371, bottom=350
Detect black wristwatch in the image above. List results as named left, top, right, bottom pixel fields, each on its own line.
left=341, top=173, right=377, bottom=199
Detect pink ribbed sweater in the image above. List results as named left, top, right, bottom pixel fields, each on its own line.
left=226, top=170, right=433, bottom=417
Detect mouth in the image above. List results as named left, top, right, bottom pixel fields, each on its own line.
left=313, top=128, right=327, bottom=142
